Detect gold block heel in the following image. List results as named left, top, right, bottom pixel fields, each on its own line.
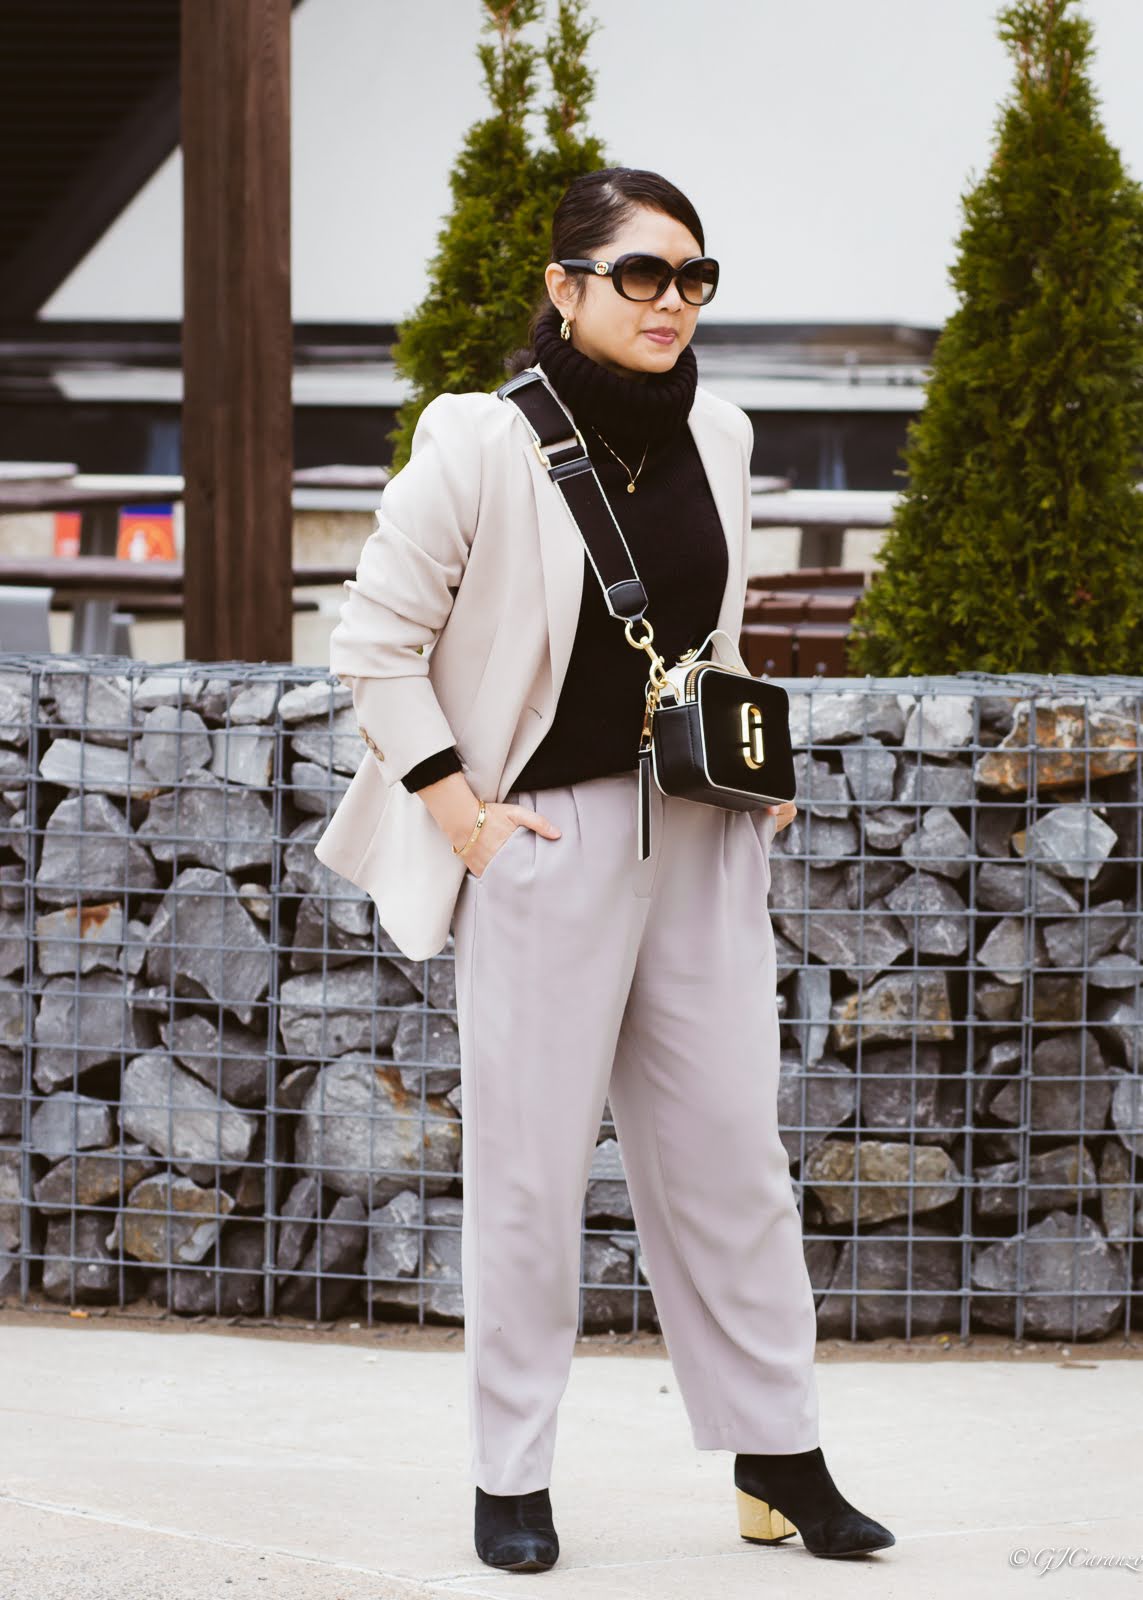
left=736, top=1486, right=799, bottom=1544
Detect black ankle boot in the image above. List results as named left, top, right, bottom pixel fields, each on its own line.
left=734, top=1446, right=895, bottom=1559
left=474, top=1485, right=559, bottom=1572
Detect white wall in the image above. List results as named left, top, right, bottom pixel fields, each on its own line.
left=40, top=0, right=1143, bottom=328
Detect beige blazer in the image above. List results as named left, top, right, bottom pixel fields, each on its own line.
left=313, top=359, right=756, bottom=960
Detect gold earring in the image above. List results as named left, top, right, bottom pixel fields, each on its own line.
left=560, top=317, right=572, bottom=341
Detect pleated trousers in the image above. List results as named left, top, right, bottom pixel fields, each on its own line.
left=451, top=767, right=820, bottom=1495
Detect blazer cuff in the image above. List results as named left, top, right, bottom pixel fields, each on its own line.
left=400, top=745, right=463, bottom=792
left=348, top=674, right=459, bottom=788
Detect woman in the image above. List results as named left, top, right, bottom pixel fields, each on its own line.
left=317, top=167, right=895, bottom=1571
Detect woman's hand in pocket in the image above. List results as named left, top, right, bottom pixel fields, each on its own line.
left=457, top=801, right=561, bottom=878
left=765, top=801, right=798, bottom=836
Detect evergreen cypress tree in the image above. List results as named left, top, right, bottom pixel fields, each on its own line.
left=387, top=0, right=605, bottom=471
left=847, top=0, right=1143, bottom=675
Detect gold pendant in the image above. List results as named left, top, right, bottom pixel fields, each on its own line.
left=627, top=482, right=635, bottom=493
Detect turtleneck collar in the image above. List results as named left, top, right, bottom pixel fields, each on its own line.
left=531, top=301, right=697, bottom=452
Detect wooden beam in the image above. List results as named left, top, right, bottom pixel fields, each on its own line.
left=181, top=0, right=292, bottom=661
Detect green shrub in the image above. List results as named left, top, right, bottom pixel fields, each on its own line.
left=387, top=0, right=606, bottom=472
left=847, top=0, right=1143, bottom=674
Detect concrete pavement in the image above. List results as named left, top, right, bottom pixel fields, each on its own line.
left=0, top=1320, right=1139, bottom=1599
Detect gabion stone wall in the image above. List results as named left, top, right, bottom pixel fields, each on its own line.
left=0, top=655, right=1140, bottom=1340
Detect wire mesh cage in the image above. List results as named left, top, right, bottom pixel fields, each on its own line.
left=0, top=655, right=1140, bottom=1340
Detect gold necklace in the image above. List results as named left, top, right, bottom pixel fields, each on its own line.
left=590, top=425, right=649, bottom=493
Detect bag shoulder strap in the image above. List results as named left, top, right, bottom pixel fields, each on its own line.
left=496, top=367, right=650, bottom=626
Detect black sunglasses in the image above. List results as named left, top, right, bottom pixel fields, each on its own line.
left=557, top=252, right=719, bottom=306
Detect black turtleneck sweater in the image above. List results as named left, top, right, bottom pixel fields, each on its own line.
left=399, top=302, right=729, bottom=794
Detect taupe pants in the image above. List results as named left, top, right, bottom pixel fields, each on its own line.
left=452, top=768, right=820, bottom=1495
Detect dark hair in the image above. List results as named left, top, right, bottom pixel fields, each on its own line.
left=503, top=166, right=706, bottom=377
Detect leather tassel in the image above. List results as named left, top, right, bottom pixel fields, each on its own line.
left=637, top=744, right=652, bottom=860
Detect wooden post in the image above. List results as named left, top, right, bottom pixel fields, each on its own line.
left=181, top=0, right=292, bottom=661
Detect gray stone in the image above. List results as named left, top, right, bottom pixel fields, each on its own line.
left=816, top=1222, right=961, bottom=1339
left=1089, top=952, right=1143, bottom=990
left=30, top=1090, right=113, bottom=1158
left=139, top=704, right=212, bottom=782
left=130, top=673, right=210, bottom=713
left=278, top=961, right=417, bottom=1059
left=901, top=695, right=974, bottom=757
left=884, top=872, right=968, bottom=958
left=773, top=899, right=909, bottom=984
left=803, top=1139, right=960, bottom=1224
left=768, top=857, right=843, bottom=916
left=1019, top=804, right=1117, bottom=882
left=33, top=971, right=142, bottom=1091
left=971, top=1210, right=1126, bottom=1338
left=839, top=737, right=897, bottom=804
left=977, top=916, right=1048, bottom=984
left=120, top=1051, right=258, bottom=1179
left=138, top=776, right=275, bottom=873
left=296, top=1054, right=460, bottom=1205
left=831, top=970, right=954, bottom=1051
left=1042, top=901, right=1128, bottom=968
left=777, top=1052, right=855, bottom=1165
left=143, top=867, right=273, bottom=1027
left=41, top=1212, right=121, bottom=1302
left=973, top=1037, right=1024, bottom=1121
left=1091, top=992, right=1143, bottom=1070
left=0, top=908, right=22, bottom=978
left=368, top=1193, right=464, bottom=1321
left=290, top=760, right=351, bottom=815
left=860, top=808, right=918, bottom=852
left=0, top=977, right=21, bottom=1051
left=843, top=855, right=909, bottom=907
left=35, top=901, right=123, bottom=976
left=38, top=737, right=161, bottom=798
left=790, top=966, right=832, bottom=1064
left=777, top=811, right=860, bottom=864
left=277, top=1194, right=367, bottom=1317
left=582, top=1235, right=641, bottom=1332
left=158, top=1012, right=270, bottom=1106
left=853, top=1044, right=955, bottom=1139
left=792, top=752, right=851, bottom=818
left=0, top=675, right=31, bottom=746
left=989, top=1031, right=1112, bottom=1134
left=974, top=1144, right=1097, bottom=1219
left=0, top=1048, right=19, bottom=1139
left=35, top=792, right=160, bottom=904
left=226, top=682, right=281, bottom=724
left=586, top=1138, right=631, bottom=1222
left=1108, top=1066, right=1143, bottom=1156
left=209, top=727, right=274, bottom=787
left=289, top=706, right=363, bottom=776
left=787, top=692, right=904, bottom=747
left=113, top=1172, right=236, bottom=1264
left=392, top=1006, right=460, bottom=1096
left=166, top=1221, right=265, bottom=1315
left=277, top=680, right=352, bottom=724
left=33, top=1143, right=159, bottom=1213
left=900, top=806, right=972, bottom=879
left=1098, top=1141, right=1134, bottom=1242
left=975, top=861, right=1078, bottom=915
left=290, top=893, right=373, bottom=970
left=275, top=1175, right=321, bottom=1276
left=45, top=671, right=140, bottom=748
left=365, top=1189, right=421, bottom=1291
left=893, top=760, right=975, bottom=807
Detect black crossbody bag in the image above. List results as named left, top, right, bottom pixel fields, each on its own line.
left=497, top=367, right=796, bottom=860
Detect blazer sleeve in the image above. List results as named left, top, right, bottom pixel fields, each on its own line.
left=329, top=391, right=482, bottom=789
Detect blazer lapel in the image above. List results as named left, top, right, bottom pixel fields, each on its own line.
left=520, top=362, right=743, bottom=716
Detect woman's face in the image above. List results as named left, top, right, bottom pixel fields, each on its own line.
left=544, top=204, right=705, bottom=381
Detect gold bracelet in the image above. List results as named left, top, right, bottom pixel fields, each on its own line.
left=453, top=799, right=487, bottom=857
